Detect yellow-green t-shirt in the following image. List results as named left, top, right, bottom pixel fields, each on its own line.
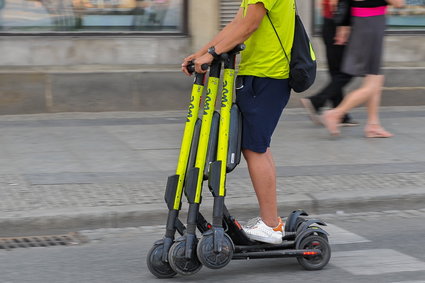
left=238, top=0, right=295, bottom=79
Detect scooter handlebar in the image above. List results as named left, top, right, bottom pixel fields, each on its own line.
left=228, top=43, right=246, bottom=55
left=186, top=62, right=209, bottom=74
left=185, top=44, right=245, bottom=73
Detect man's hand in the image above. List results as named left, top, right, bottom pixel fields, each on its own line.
left=334, top=26, right=350, bottom=45
left=181, top=50, right=207, bottom=75
left=194, top=53, right=214, bottom=74
left=181, top=54, right=197, bottom=76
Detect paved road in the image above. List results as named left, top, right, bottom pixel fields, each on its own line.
left=1, top=106, right=425, bottom=235
left=1, top=209, right=425, bottom=283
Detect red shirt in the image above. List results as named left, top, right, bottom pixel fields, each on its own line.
left=322, top=0, right=333, bottom=19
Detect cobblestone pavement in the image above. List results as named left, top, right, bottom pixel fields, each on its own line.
left=1, top=106, right=425, bottom=234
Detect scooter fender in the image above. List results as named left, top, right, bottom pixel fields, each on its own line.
left=200, top=227, right=225, bottom=254
left=213, top=227, right=225, bottom=253
left=161, top=237, right=174, bottom=262
left=296, top=219, right=327, bottom=234
left=285, top=209, right=309, bottom=232
left=154, top=238, right=165, bottom=246
left=295, top=227, right=330, bottom=249
left=185, top=233, right=198, bottom=259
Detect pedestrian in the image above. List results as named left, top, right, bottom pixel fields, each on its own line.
left=181, top=0, right=295, bottom=244
left=300, top=0, right=358, bottom=127
left=322, top=0, right=405, bottom=137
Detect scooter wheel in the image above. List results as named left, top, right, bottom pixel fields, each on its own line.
left=168, top=239, right=202, bottom=276
left=197, top=233, right=234, bottom=269
left=297, top=235, right=331, bottom=270
left=146, top=243, right=177, bottom=278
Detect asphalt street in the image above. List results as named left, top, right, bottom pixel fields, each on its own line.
left=1, top=209, right=425, bottom=283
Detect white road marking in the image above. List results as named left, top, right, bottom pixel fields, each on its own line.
left=325, top=223, right=370, bottom=245
left=332, top=249, right=425, bottom=275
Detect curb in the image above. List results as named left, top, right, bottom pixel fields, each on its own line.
left=2, top=192, right=425, bottom=237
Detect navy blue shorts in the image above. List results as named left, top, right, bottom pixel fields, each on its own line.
left=235, top=75, right=291, bottom=153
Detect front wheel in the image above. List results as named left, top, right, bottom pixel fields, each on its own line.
left=197, top=232, right=234, bottom=269
left=146, top=243, right=177, bottom=278
left=297, top=235, right=331, bottom=270
left=168, top=239, right=202, bottom=276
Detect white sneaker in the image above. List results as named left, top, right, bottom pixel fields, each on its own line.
left=243, top=217, right=284, bottom=245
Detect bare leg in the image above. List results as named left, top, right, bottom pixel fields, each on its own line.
left=243, top=148, right=279, bottom=227
left=364, top=75, right=393, bottom=137
left=322, top=75, right=382, bottom=135
left=365, top=75, right=385, bottom=125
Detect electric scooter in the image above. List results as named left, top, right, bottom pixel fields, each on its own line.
left=146, top=60, right=212, bottom=278
left=147, top=44, right=331, bottom=278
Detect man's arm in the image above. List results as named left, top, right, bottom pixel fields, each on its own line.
left=182, top=3, right=267, bottom=74
left=197, top=8, right=245, bottom=57
left=181, top=8, right=244, bottom=75
left=211, top=3, right=266, bottom=56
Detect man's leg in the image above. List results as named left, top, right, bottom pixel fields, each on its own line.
left=243, top=147, right=279, bottom=228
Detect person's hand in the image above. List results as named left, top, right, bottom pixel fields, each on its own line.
left=181, top=54, right=197, bottom=76
left=194, top=53, right=214, bottom=74
left=334, top=26, right=350, bottom=45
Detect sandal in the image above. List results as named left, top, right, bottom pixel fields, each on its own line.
left=322, top=110, right=341, bottom=136
left=364, top=124, right=393, bottom=138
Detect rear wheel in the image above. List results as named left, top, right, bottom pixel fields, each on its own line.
left=297, top=235, right=331, bottom=270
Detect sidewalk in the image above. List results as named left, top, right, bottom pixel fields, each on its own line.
left=1, top=106, right=425, bottom=236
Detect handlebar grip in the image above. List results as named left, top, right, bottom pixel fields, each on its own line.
left=201, top=63, right=209, bottom=70
left=186, top=62, right=209, bottom=74
left=186, top=63, right=195, bottom=74
left=229, top=44, right=246, bottom=55
left=218, top=44, right=245, bottom=61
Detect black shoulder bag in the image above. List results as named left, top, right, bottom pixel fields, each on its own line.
left=267, top=7, right=317, bottom=93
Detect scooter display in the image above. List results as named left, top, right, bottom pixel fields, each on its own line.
left=147, top=44, right=331, bottom=279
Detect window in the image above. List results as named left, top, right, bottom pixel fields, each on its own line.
left=313, top=0, right=425, bottom=34
left=387, top=0, right=425, bottom=31
left=0, top=0, right=186, bottom=33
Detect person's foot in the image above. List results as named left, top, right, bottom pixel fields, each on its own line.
left=243, top=217, right=284, bottom=244
left=340, top=116, right=359, bottom=127
left=364, top=124, right=393, bottom=138
left=322, top=110, right=341, bottom=136
left=300, top=98, right=322, bottom=125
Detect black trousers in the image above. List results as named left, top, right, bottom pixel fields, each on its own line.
left=309, top=18, right=352, bottom=113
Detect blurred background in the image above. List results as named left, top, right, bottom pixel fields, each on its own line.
left=0, top=1, right=425, bottom=282
left=0, top=0, right=424, bottom=114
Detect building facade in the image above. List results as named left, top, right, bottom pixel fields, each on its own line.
left=0, top=0, right=424, bottom=113
left=1, top=0, right=424, bottom=66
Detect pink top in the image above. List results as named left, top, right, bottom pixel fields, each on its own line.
left=351, top=6, right=388, bottom=17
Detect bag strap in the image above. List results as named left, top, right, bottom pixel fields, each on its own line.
left=266, top=0, right=297, bottom=64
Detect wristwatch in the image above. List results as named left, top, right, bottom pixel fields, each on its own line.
left=207, top=46, right=220, bottom=59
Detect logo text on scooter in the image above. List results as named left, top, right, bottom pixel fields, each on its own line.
left=186, top=95, right=195, bottom=122
left=221, top=80, right=228, bottom=108
left=203, top=88, right=212, bottom=115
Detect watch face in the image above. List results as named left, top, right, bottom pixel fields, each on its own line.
left=208, top=47, right=218, bottom=58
